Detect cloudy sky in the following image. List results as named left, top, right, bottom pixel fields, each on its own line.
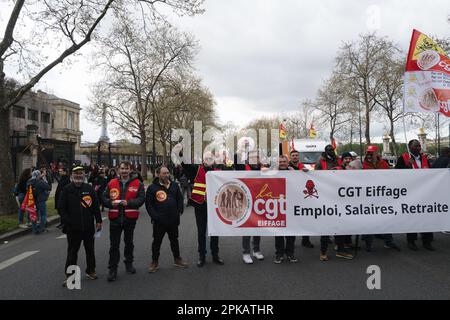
left=1, top=0, right=449, bottom=142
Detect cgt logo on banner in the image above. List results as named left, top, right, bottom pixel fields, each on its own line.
left=212, top=178, right=286, bottom=229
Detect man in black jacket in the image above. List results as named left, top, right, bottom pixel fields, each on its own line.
left=55, top=167, right=71, bottom=229
left=145, top=166, right=188, bottom=272
left=58, top=166, right=102, bottom=286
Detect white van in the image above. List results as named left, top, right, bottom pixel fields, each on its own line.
left=291, top=139, right=329, bottom=170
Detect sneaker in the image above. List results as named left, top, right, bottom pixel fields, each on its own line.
left=252, top=251, right=264, bottom=260
left=197, top=258, right=206, bottom=268
left=212, top=256, right=224, bottom=265
left=148, top=261, right=159, bottom=273
left=18, top=224, right=28, bottom=229
left=273, top=255, right=284, bottom=264
left=408, top=241, right=418, bottom=251
left=125, top=263, right=136, bottom=274
left=286, top=255, right=298, bottom=263
left=107, top=269, right=117, bottom=282
left=384, top=243, right=401, bottom=251
left=86, top=272, right=98, bottom=280
left=423, top=243, right=435, bottom=251
left=336, top=252, right=354, bottom=260
left=319, top=254, right=328, bottom=261
left=174, top=257, right=189, bottom=268
left=243, top=254, right=253, bottom=264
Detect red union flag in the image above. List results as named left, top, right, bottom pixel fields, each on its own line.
left=212, top=178, right=286, bottom=228
left=404, top=29, right=450, bottom=117
left=21, top=185, right=37, bottom=222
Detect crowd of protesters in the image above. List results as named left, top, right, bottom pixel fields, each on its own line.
left=11, top=141, right=449, bottom=285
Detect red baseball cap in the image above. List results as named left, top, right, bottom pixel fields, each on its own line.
left=366, top=145, right=378, bottom=153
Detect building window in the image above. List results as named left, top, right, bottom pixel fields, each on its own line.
left=41, top=112, right=50, bottom=123
left=28, top=109, right=38, bottom=121
left=12, top=106, right=25, bottom=118
left=67, top=111, right=74, bottom=129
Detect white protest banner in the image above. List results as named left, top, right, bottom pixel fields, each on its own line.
left=206, top=169, right=450, bottom=236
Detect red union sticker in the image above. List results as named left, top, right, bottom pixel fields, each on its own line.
left=213, top=178, right=286, bottom=228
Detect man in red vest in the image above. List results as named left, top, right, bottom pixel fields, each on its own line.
left=315, top=145, right=353, bottom=261
left=395, top=139, right=434, bottom=251
left=103, top=161, right=145, bottom=281
left=315, top=144, right=342, bottom=170
left=288, top=150, right=314, bottom=249
left=182, top=151, right=224, bottom=267
left=362, top=145, right=400, bottom=252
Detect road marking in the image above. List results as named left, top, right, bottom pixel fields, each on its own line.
left=56, top=235, right=67, bottom=239
left=0, top=251, right=39, bottom=271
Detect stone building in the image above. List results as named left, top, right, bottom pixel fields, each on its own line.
left=10, top=89, right=82, bottom=178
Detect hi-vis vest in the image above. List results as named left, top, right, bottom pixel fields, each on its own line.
left=401, top=153, right=429, bottom=169
left=319, top=158, right=342, bottom=170
left=107, top=178, right=141, bottom=220
left=191, top=165, right=220, bottom=204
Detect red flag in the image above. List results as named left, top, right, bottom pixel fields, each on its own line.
left=21, top=185, right=37, bottom=222
left=331, top=138, right=337, bottom=150
left=404, top=29, right=450, bottom=117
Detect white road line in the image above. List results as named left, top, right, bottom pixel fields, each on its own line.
left=0, top=251, right=39, bottom=271
left=56, top=235, right=67, bottom=239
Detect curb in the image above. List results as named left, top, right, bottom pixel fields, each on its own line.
left=0, top=215, right=61, bottom=243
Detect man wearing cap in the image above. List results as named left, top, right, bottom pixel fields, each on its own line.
left=361, top=146, right=400, bottom=252
left=289, top=150, right=314, bottom=249
left=58, top=166, right=102, bottom=285
left=362, top=145, right=390, bottom=169
left=395, top=139, right=434, bottom=251
left=340, top=152, right=354, bottom=170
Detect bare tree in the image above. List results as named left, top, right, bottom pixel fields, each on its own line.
left=151, top=75, right=217, bottom=165
left=87, top=17, right=198, bottom=178
left=335, top=33, right=397, bottom=144
left=315, top=75, right=352, bottom=142
left=285, top=99, right=318, bottom=139
left=371, top=52, right=405, bottom=156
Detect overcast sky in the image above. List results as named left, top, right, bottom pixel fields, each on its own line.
left=1, top=0, right=449, bottom=142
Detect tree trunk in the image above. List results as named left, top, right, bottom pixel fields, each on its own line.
left=365, top=102, right=371, bottom=144
left=161, top=140, right=168, bottom=166
left=390, top=122, right=398, bottom=157
left=0, top=104, right=18, bottom=216
left=140, top=132, right=148, bottom=180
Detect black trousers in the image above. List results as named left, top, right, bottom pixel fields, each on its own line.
left=194, top=203, right=219, bottom=259
left=108, top=218, right=137, bottom=270
left=320, top=235, right=347, bottom=254
left=301, top=236, right=312, bottom=244
left=407, top=232, right=433, bottom=244
left=242, top=236, right=261, bottom=254
left=275, top=236, right=295, bottom=257
left=152, top=223, right=181, bottom=261
left=65, top=230, right=95, bottom=275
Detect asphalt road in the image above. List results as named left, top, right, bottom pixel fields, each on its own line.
left=0, top=205, right=449, bottom=300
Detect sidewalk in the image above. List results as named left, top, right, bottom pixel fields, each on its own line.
left=0, top=214, right=60, bottom=243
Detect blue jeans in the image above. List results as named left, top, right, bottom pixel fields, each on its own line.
left=17, top=193, right=29, bottom=224
left=32, top=202, right=47, bottom=234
